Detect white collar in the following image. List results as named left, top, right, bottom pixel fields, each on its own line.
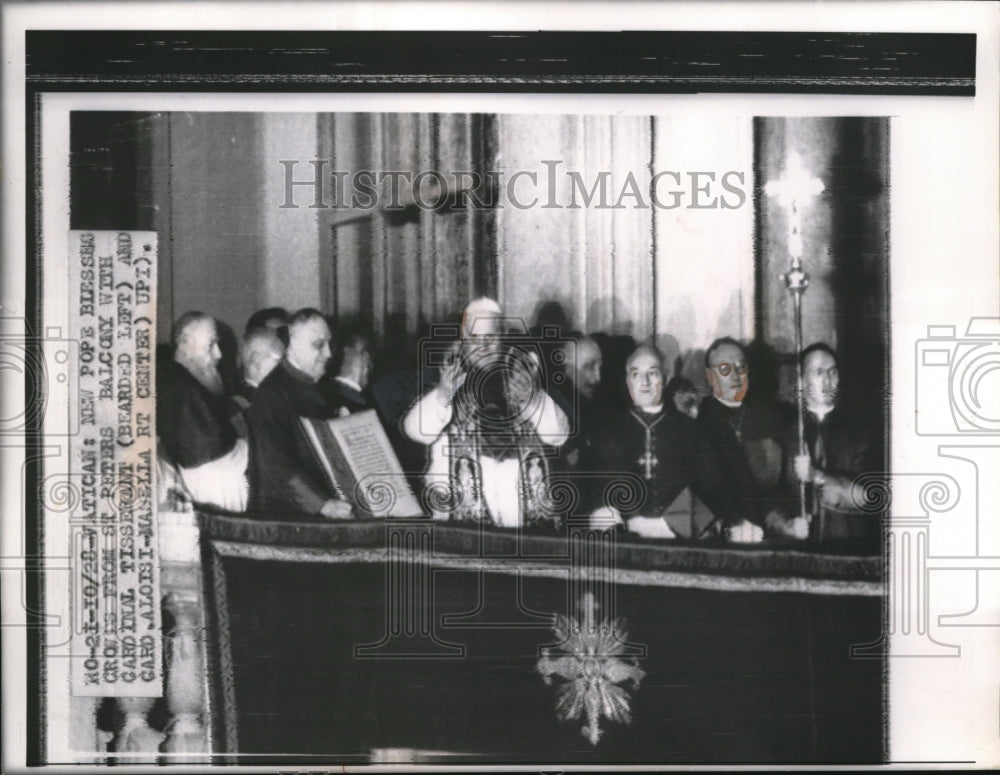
left=713, top=396, right=743, bottom=410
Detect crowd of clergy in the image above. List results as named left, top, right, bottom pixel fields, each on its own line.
left=155, top=295, right=882, bottom=547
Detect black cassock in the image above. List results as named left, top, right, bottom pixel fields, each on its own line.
left=800, top=405, right=882, bottom=545
left=328, top=376, right=370, bottom=415
left=696, top=395, right=794, bottom=528
left=247, top=360, right=343, bottom=518
left=157, top=360, right=237, bottom=468
left=586, top=406, right=703, bottom=520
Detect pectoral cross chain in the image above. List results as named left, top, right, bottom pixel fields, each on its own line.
left=630, top=410, right=665, bottom=481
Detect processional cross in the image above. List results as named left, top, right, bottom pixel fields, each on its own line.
left=764, top=151, right=825, bottom=531
left=764, top=152, right=824, bottom=262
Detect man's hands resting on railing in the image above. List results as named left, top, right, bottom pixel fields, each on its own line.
left=320, top=499, right=354, bottom=520
left=589, top=507, right=677, bottom=539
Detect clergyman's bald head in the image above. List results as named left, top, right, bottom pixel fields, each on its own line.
left=565, top=335, right=602, bottom=400
left=242, top=327, right=285, bottom=387
left=626, top=344, right=664, bottom=373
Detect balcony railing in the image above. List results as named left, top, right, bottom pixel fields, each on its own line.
left=88, top=487, right=884, bottom=763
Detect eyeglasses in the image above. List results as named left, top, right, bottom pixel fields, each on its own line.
left=709, top=362, right=748, bottom=377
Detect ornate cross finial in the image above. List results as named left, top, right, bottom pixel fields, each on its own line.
left=764, top=152, right=825, bottom=260
left=536, top=592, right=646, bottom=746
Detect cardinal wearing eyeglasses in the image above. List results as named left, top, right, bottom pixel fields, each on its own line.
left=695, top=337, right=806, bottom=544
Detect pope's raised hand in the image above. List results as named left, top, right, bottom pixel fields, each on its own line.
left=506, top=350, right=542, bottom=417
left=436, top=353, right=466, bottom=404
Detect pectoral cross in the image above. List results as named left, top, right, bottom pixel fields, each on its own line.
left=638, top=450, right=658, bottom=480
left=630, top=410, right=665, bottom=481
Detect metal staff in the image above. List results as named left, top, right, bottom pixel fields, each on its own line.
left=784, top=255, right=810, bottom=528
left=767, top=152, right=825, bottom=538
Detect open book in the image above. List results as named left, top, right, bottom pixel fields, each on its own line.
left=300, top=409, right=423, bottom=518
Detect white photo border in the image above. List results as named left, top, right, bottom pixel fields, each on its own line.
left=2, top=2, right=999, bottom=772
